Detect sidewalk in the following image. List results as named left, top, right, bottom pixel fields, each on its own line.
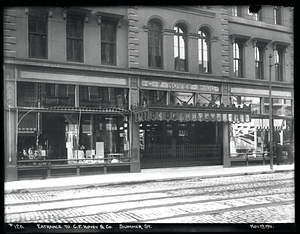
left=5, top=164, right=294, bottom=194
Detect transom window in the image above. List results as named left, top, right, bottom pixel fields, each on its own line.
left=198, top=29, right=210, bottom=73
left=101, top=20, right=116, bottom=65
left=28, top=9, right=48, bottom=59
left=174, top=25, right=187, bottom=71
left=66, top=14, right=84, bottom=62
left=148, top=19, right=162, bottom=68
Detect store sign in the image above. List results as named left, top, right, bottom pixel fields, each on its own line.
left=134, top=110, right=250, bottom=123
left=141, top=80, right=220, bottom=92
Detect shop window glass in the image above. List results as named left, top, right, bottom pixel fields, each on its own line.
left=264, top=98, right=292, bottom=116
left=17, top=113, right=130, bottom=164
left=140, top=90, right=167, bottom=106
left=79, top=86, right=128, bottom=108
left=42, top=83, right=75, bottom=106
left=170, top=92, right=194, bottom=105
left=17, top=82, right=38, bottom=107
left=232, top=96, right=261, bottom=115
left=195, top=93, right=220, bottom=106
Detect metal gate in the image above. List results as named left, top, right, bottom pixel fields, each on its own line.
left=141, top=144, right=222, bottom=169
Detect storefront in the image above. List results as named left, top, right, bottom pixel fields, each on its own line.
left=132, top=79, right=252, bottom=169
left=5, top=69, right=134, bottom=180
left=228, top=87, right=294, bottom=166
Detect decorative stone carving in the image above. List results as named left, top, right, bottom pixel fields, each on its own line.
left=5, top=67, right=14, bottom=79
left=6, top=81, right=15, bottom=107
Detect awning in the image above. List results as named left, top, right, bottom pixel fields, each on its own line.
left=132, top=103, right=251, bottom=123
left=17, top=106, right=130, bottom=115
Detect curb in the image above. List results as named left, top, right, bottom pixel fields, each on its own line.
left=5, top=168, right=294, bottom=194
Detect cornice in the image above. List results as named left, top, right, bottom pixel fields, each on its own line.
left=4, top=58, right=293, bottom=90
left=159, top=6, right=215, bottom=18
left=228, top=16, right=293, bottom=34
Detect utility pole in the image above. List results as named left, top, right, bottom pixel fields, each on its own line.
left=269, top=54, right=273, bottom=170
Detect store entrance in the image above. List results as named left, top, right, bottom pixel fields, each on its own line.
left=140, top=121, right=223, bottom=168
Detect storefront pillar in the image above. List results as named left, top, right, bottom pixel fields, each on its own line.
left=5, top=109, right=18, bottom=181
left=130, top=118, right=141, bottom=172
left=223, top=122, right=231, bottom=167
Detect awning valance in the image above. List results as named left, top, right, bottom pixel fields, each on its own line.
left=17, top=106, right=130, bottom=115
left=132, top=103, right=251, bottom=123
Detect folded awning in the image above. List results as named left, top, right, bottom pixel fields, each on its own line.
left=132, top=103, right=251, bottom=123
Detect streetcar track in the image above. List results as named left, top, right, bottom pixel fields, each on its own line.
left=5, top=181, right=294, bottom=215
left=5, top=189, right=294, bottom=219
left=138, top=200, right=294, bottom=223
left=5, top=177, right=294, bottom=206
left=5, top=195, right=294, bottom=223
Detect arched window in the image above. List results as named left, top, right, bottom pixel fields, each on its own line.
left=174, top=25, right=187, bottom=71
left=148, top=19, right=162, bottom=68
left=198, top=29, right=210, bottom=73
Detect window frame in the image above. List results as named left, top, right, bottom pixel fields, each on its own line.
left=233, top=42, right=244, bottom=78
left=274, top=48, right=283, bottom=81
left=174, top=25, right=188, bottom=72
left=254, top=46, right=264, bottom=80
left=28, top=8, right=48, bottom=59
left=66, top=14, right=84, bottom=62
left=101, top=19, right=117, bottom=65
left=148, top=19, right=163, bottom=69
left=198, top=29, right=210, bottom=74
left=274, top=6, right=281, bottom=25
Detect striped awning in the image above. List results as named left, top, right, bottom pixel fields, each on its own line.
left=132, top=102, right=251, bottom=123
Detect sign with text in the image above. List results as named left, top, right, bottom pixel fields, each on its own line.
left=141, top=80, right=220, bottom=92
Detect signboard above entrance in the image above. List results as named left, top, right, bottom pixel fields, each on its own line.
left=132, top=102, right=251, bottom=123
left=141, top=79, right=220, bottom=92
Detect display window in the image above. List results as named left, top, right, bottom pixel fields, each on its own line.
left=17, top=113, right=129, bottom=164
left=232, top=96, right=261, bottom=115
left=230, top=118, right=293, bottom=158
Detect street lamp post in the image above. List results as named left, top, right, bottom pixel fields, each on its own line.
left=269, top=54, right=273, bottom=170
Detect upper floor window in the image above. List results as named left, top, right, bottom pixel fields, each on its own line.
left=66, top=14, right=84, bottom=62
left=148, top=19, right=163, bottom=69
left=232, top=6, right=242, bottom=17
left=198, top=29, right=210, bottom=73
left=28, top=9, right=48, bottom=59
left=233, top=42, right=243, bottom=77
left=248, top=9, right=262, bottom=21
left=101, top=19, right=116, bottom=65
left=255, top=46, right=264, bottom=79
left=174, top=24, right=187, bottom=71
left=274, top=49, right=283, bottom=81
left=274, top=6, right=281, bottom=25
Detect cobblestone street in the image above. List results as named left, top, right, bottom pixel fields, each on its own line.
left=5, top=171, right=294, bottom=225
